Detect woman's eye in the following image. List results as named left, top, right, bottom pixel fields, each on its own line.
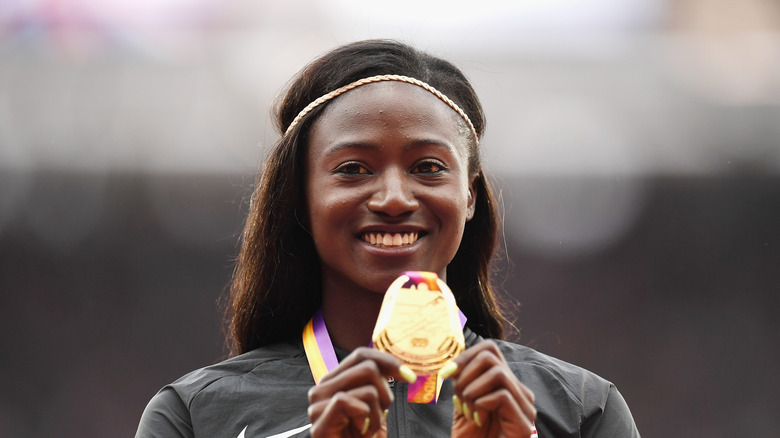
left=412, top=161, right=445, bottom=174
left=335, top=162, right=369, bottom=175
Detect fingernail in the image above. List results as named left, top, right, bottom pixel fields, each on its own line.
left=438, top=362, right=458, bottom=380
left=462, top=402, right=471, bottom=420
left=361, top=417, right=370, bottom=435
left=452, top=395, right=463, bottom=415
left=383, top=409, right=389, bottom=419
left=474, top=411, right=482, bottom=427
left=399, top=365, right=417, bottom=383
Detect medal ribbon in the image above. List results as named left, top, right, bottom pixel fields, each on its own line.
left=302, top=309, right=339, bottom=385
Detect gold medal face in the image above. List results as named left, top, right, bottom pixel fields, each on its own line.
left=372, top=273, right=465, bottom=375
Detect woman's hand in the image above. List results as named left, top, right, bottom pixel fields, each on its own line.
left=447, top=341, right=537, bottom=438
left=307, top=347, right=416, bottom=438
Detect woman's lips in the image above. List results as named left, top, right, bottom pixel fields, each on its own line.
left=361, top=231, right=419, bottom=247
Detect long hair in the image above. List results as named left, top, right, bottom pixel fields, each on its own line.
left=228, top=39, right=505, bottom=355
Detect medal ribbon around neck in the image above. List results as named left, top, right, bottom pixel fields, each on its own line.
left=302, top=309, right=339, bottom=385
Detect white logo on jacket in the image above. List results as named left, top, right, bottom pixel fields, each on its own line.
left=237, top=423, right=313, bottom=438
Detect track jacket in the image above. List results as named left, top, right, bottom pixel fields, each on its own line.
left=136, top=327, right=640, bottom=437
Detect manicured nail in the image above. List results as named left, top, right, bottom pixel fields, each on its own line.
left=361, top=417, right=370, bottom=435
left=438, top=362, right=458, bottom=380
left=474, top=411, right=482, bottom=427
left=462, top=402, right=471, bottom=420
left=453, top=395, right=463, bottom=415
left=399, top=365, right=417, bottom=383
left=383, top=409, right=389, bottom=419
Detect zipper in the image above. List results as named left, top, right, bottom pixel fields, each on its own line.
left=387, top=378, right=405, bottom=438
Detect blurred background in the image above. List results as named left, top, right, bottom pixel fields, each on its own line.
left=1, top=0, right=779, bottom=436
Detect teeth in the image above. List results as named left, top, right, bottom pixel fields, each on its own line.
left=363, top=232, right=419, bottom=247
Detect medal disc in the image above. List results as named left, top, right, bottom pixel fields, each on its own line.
left=372, top=272, right=465, bottom=376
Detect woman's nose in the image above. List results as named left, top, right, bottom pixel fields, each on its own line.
left=367, top=169, right=419, bottom=216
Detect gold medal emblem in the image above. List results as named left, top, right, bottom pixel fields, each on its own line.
left=372, top=272, right=465, bottom=376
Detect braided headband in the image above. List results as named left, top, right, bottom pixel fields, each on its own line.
left=284, top=74, right=479, bottom=142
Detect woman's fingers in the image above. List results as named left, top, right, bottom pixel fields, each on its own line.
left=453, top=342, right=532, bottom=408
left=309, top=348, right=412, bottom=408
left=448, top=341, right=537, bottom=437
left=472, top=389, right=536, bottom=436
left=308, top=348, right=411, bottom=437
left=309, top=390, right=370, bottom=437
left=318, top=348, right=414, bottom=386
left=311, top=359, right=393, bottom=408
left=459, top=353, right=535, bottom=417
left=309, top=385, right=387, bottom=437
left=322, top=347, right=410, bottom=382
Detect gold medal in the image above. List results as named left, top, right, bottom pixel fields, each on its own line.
left=372, top=272, right=465, bottom=377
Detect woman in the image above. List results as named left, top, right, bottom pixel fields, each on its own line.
left=136, top=40, right=640, bottom=437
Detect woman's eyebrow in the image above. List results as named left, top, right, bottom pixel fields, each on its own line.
left=403, top=138, right=456, bottom=153
left=322, top=141, right=380, bottom=157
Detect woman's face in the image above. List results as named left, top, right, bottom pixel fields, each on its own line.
left=305, top=81, right=477, bottom=297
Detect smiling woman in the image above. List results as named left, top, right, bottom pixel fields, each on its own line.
left=135, top=39, right=640, bottom=438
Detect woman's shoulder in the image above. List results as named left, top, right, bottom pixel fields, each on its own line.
left=495, top=339, right=612, bottom=389
left=136, top=342, right=312, bottom=438
left=465, top=328, right=613, bottom=398
left=491, top=339, right=639, bottom=437
left=166, top=341, right=308, bottom=405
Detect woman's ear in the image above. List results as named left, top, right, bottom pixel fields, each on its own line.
left=466, top=177, right=478, bottom=221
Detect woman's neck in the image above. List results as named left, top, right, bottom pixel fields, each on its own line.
left=321, top=289, right=384, bottom=351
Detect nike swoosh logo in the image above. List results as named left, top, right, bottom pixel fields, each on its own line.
left=236, top=423, right=313, bottom=438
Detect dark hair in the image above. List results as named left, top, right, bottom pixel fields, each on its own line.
left=228, top=39, right=505, bottom=355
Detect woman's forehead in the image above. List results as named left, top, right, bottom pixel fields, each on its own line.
left=309, top=81, right=469, bottom=144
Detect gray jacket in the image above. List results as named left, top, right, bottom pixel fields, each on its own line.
left=135, top=328, right=640, bottom=437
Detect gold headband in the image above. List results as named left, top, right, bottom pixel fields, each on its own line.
left=284, top=74, right=479, bottom=142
